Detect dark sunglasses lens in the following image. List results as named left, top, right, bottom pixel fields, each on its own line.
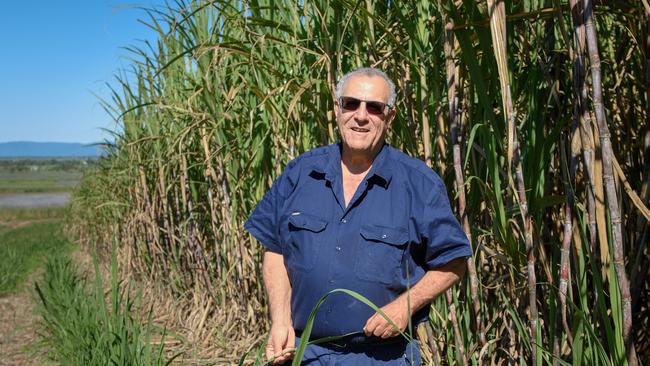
left=366, top=102, right=386, bottom=115
left=341, top=97, right=361, bottom=111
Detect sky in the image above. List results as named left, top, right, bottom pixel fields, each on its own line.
left=0, top=1, right=165, bottom=144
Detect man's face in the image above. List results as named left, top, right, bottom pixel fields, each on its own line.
left=335, top=75, right=396, bottom=157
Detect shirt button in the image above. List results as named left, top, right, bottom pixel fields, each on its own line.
left=335, top=246, right=341, bottom=251
left=341, top=218, right=347, bottom=223
left=381, top=234, right=387, bottom=239
left=329, top=279, right=334, bottom=284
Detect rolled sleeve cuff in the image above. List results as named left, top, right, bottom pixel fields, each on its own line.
left=244, top=219, right=283, bottom=253
left=426, top=245, right=472, bottom=269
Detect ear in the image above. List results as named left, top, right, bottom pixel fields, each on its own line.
left=386, top=107, right=397, bottom=128
left=334, top=98, right=341, bottom=117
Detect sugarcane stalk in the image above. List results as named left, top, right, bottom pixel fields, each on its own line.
left=569, top=0, right=601, bottom=319
left=139, top=163, right=166, bottom=273
left=435, top=107, right=448, bottom=175
left=641, top=17, right=650, bottom=203
left=486, top=0, right=539, bottom=362
left=420, top=64, right=433, bottom=168
left=137, top=164, right=155, bottom=269
left=554, top=134, right=577, bottom=365
left=446, top=290, right=468, bottom=366
left=568, top=0, right=608, bottom=278
left=631, top=12, right=650, bottom=314
left=513, top=124, right=540, bottom=365
left=157, top=162, right=175, bottom=278
left=583, top=0, right=638, bottom=364
left=569, top=5, right=610, bottom=345
left=423, top=322, right=442, bottom=366
left=180, top=153, right=215, bottom=298
left=444, top=16, right=486, bottom=350
left=199, top=127, right=224, bottom=296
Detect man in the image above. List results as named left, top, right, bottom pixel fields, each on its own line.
left=245, top=67, right=471, bottom=365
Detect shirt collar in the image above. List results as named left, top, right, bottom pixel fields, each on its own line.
left=366, top=143, right=393, bottom=188
left=310, top=143, right=393, bottom=189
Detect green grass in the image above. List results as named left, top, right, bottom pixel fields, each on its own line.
left=0, top=170, right=82, bottom=194
left=0, top=159, right=89, bottom=194
left=0, top=207, right=68, bottom=222
left=0, top=204, right=173, bottom=365
left=0, top=219, right=73, bottom=295
left=35, top=246, right=175, bottom=366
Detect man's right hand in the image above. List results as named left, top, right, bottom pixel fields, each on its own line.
left=262, top=251, right=294, bottom=364
left=266, top=323, right=295, bottom=364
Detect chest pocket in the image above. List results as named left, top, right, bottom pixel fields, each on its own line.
left=284, top=213, right=328, bottom=272
left=355, top=225, right=409, bottom=285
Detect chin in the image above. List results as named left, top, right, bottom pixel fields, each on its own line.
left=343, top=143, right=375, bottom=155
left=343, top=140, right=369, bottom=150
left=344, top=137, right=370, bottom=148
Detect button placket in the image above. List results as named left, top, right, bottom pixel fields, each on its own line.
left=336, top=217, right=346, bottom=253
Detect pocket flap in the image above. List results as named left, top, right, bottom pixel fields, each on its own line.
left=289, top=213, right=327, bottom=233
left=360, top=225, right=408, bottom=246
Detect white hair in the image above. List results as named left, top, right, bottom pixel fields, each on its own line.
left=335, top=67, right=396, bottom=107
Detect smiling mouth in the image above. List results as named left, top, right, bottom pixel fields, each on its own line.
left=350, top=127, right=370, bottom=133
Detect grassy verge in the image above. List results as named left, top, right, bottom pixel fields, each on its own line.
left=0, top=213, right=73, bottom=295
left=0, top=205, right=173, bottom=364
left=0, top=159, right=89, bottom=194
left=0, top=206, right=68, bottom=222
left=34, top=247, right=175, bottom=366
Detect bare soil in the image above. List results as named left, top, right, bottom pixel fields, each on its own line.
left=0, top=275, right=50, bottom=366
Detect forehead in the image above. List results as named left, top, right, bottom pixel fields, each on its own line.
left=341, top=75, right=390, bottom=102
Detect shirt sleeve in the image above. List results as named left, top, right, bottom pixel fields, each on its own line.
left=419, top=177, right=472, bottom=269
left=244, top=164, right=295, bottom=253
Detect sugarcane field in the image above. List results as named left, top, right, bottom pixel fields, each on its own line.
left=0, top=0, right=648, bottom=365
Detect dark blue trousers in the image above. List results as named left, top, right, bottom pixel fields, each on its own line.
left=280, top=336, right=421, bottom=365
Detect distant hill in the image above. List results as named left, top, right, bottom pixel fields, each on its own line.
left=0, top=141, right=103, bottom=158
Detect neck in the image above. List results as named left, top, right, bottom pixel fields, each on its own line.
left=340, top=143, right=383, bottom=175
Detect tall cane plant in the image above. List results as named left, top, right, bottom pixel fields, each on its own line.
left=68, top=0, right=649, bottom=364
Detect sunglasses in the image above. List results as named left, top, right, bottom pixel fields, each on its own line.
left=338, top=96, right=392, bottom=115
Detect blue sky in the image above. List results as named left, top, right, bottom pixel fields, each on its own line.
left=0, top=1, right=165, bottom=144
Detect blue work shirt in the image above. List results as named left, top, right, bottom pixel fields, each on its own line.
left=244, top=143, right=471, bottom=338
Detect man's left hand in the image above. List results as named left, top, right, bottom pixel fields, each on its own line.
left=363, top=298, right=409, bottom=338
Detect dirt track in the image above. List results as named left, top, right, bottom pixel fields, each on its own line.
left=0, top=193, right=69, bottom=365
left=0, top=281, right=47, bottom=366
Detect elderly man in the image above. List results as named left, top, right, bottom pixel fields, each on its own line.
left=245, top=67, right=471, bottom=365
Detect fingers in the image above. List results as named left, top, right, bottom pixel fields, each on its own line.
left=363, top=313, right=378, bottom=336
left=272, top=335, right=287, bottom=364
left=364, top=312, right=401, bottom=338
left=286, top=328, right=296, bottom=349
left=380, top=327, right=395, bottom=339
left=274, top=331, right=295, bottom=364
left=267, top=326, right=296, bottom=365
left=364, top=313, right=390, bottom=337
left=265, top=342, right=275, bottom=361
left=274, top=347, right=296, bottom=364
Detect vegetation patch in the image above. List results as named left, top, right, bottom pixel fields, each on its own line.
left=0, top=159, right=92, bottom=194
left=66, top=1, right=648, bottom=364
left=34, top=249, right=174, bottom=366
left=0, top=207, right=68, bottom=224
left=0, top=219, right=72, bottom=295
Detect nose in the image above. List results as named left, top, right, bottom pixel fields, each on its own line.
left=354, top=102, right=370, bottom=122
